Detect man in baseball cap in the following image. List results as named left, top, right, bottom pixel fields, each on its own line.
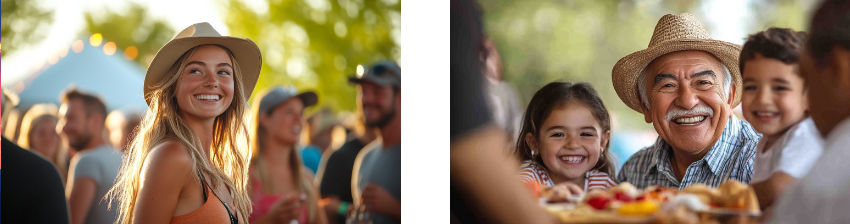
left=349, top=60, right=401, bottom=224
left=348, top=61, right=401, bottom=89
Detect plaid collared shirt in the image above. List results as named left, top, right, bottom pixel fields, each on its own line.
left=617, top=116, right=761, bottom=189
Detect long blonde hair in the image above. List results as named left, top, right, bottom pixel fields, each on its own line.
left=18, top=104, right=68, bottom=180
left=250, top=88, right=318, bottom=222
left=108, top=45, right=252, bottom=223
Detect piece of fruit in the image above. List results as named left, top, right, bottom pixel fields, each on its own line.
left=586, top=197, right=611, bottom=210
left=617, top=200, right=660, bottom=216
left=524, top=181, right=541, bottom=198
left=614, top=192, right=633, bottom=202
left=635, top=195, right=647, bottom=201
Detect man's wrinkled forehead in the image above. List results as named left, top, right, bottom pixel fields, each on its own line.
left=648, top=51, right=724, bottom=75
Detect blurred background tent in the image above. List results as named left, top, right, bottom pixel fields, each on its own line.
left=10, top=35, right=148, bottom=111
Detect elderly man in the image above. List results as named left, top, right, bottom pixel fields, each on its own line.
left=615, top=13, right=761, bottom=189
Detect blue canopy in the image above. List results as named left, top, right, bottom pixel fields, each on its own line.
left=9, top=38, right=148, bottom=111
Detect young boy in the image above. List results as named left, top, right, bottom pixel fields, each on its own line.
left=739, top=27, right=824, bottom=210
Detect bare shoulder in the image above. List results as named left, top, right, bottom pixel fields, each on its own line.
left=143, top=140, right=193, bottom=179
left=148, top=140, right=192, bottom=164
left=134, top=140, right=195, bottom=223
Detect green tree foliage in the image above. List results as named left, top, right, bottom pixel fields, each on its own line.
left=1, top=0, right=54, bottom=57
left=749, top=0, right=808, bottom=33
left=82, top=3, right=176, bottom=68
left=479, top=0, right=806, bottom=130
left=480, top=0, right=696, bottom=130
left=224, top=0, right=401, bottom=113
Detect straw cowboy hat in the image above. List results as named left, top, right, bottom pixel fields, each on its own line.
left=612, top=13, right=742, bottom=113
left=144, top=22, right=262, bottom=105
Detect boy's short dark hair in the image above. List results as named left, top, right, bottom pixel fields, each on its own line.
left=60, top=88, right=108, bottom=122
left=739, top=27, right=807, bottom=74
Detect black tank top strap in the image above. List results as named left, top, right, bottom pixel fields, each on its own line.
left=197, top=168, right=208, bottom=202
left=197, top=167, right=238, bottom=224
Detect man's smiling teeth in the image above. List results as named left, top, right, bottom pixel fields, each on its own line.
left=195, top=95, right=220, bottom=101
left=560, top=156, right=584, bottom=163
left=675, top=116, right=706, bottom=125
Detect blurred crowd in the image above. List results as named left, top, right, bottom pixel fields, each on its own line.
left=2, top=58, right=402, bottom=224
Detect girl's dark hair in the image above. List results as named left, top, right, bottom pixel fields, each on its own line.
left=513, top=82, right=616, bottom=176
left=739, top=27, right=807, bottom=74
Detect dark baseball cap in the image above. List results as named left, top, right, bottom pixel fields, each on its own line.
left=348, top=60, right=401, bottom=88
left=258, top=85, right=318, bottom=113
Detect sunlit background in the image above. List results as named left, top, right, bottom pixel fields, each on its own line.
left=1, top=0, right=400, bottom=148
left=479, top=0, right=814, bottom=170
left=0, top=0, right=401, bottom=158
left=2, top=0, right=400, bottom=108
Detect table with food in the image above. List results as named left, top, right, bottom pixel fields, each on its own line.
left=529, top=181, right=761, bottom=224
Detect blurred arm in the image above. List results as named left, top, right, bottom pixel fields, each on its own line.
left=451, top=126, right=556, bottom=224
left=67, top=177, right=96, bottom=224
left=751, top=172, right=797, bottom=210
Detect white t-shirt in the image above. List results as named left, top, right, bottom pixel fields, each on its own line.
left=752, top=117, right=824, bottom=183
left=767, top=117, right=850, bottom=224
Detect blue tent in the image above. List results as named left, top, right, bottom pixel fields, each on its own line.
left=9, top=38, right=148, bottom=111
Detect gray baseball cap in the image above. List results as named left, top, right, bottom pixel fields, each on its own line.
left=348, top=60, right=401, bottom=88
left=258, top=86, right=318, bottom=113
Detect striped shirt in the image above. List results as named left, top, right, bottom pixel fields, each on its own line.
left=617, top=116, right=761, bottom=190
left=519, top=162, right=617, bottom=191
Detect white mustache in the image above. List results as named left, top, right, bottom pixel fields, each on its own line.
left=666, top=104, right=714, bottom=121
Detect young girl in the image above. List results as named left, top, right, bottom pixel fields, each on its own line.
left=516, top=82, right=617, bottom=192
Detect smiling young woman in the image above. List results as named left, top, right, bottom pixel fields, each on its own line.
left=107, top=22, right=262, bottom=224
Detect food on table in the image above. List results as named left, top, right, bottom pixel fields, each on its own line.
left=617, top=200, right=659, bottom=216
left=539, top=183, right=585, bottom=203
left=541, top=180, right=761, bottom=223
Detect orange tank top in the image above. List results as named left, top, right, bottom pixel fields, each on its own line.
left=170, top=187, right=232, bottom=224
left=171, top=170, right=238, bottom=224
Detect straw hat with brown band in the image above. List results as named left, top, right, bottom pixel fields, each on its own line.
left=612, top=13, right=743, bottom=113
left=144, top=22, right=262, bottom=106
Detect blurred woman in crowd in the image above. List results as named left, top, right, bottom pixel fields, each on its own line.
left=105, top=107, right=144, bottom=152
left=248, top=86, right=327, bottom=224
left=17, top=103, right=68, bottom=181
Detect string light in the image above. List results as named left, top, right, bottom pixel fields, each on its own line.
left=90, top=33, right=103, bottom=47
left=58, top=45, right=69, bottom=58
left=124, top=46, right=138, bottom=60
left=103, top=42, right=117, bottom=55
left=72, top=40, right=84, bottom=53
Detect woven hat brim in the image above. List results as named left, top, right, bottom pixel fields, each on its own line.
left=612, top=39, right=743, bottom=113
left=144, top=36, right=262, bottom=106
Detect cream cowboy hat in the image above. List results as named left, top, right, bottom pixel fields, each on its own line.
left=612, top=13, right=742, bottom=113
left=143, top=22, right=262, bottom=106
